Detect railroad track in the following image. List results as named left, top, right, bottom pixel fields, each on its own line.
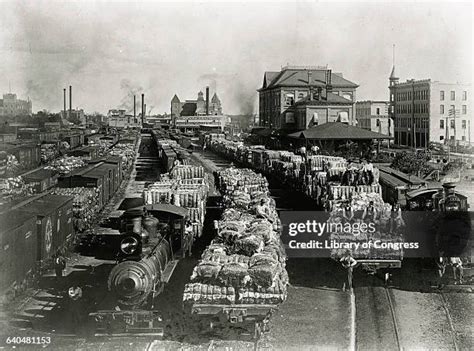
left=354, top=286, right=401, bottom=351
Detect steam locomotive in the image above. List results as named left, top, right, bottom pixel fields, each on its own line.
left=90, top=203, right=192, bottom=335
left=405, top=183, right=471, bottom=259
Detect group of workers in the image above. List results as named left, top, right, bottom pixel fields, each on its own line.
left=341, top=159, right=376, bottom=186
left=341, top=200, right=404, bottom=232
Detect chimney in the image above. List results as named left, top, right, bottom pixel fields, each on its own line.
left=206, top=86, right=210, bottom=115
left=132, top=95, right=136, bottom=124
left=326, top=69, right=333, bottom=97
left=69, top=85, right=72, bottom=118
left=141, top=93, right=144, bottom=125
left=308, top=71, right=313, bottom=101
left=63, top=88, right=66, bottom=119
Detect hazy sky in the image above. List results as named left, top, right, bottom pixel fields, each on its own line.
left=0, top=1, right=472, bottom=115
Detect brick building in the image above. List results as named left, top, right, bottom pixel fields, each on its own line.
left=389, top=66, right=472, bottom=147
left=0, top=93, right=32, bottom=117
left=355, top=101, right=393, bottom=138
left=171, top=88, right=222, bottom=118
left=257, top=66, right=358, bottom=131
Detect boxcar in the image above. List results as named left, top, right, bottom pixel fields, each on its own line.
left=60, top=164, right=107, bottom=209
left=66, top=146, right=98, bottom=160
left=85, top=163, right=116, bottom=200
left=23, top=167, right=58, bottom=193
left=17, top=194, right=74, bottom=261
left=0, top=143, right=41, bottom=171
left=89, top=157, right=122, bottom=190
left=0, top=210, right=37, bottom=294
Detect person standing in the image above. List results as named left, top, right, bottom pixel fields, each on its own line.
left=68, top=285, right=83, bottom=334
left=54, top=250, right=66, bottom=282
left=362, top=201, right=377, bottom=224
left=436, top=254, right=447, bottom=288
left=340, top=252, right=358, bottom=292
left=342, top=202, right=354, bottom=223
left=450, top=257, right=464, bottom=285
left=310, top=145, right=320, bottom=156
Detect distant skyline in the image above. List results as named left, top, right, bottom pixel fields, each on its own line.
left=0, top=1, right=471, bottom=115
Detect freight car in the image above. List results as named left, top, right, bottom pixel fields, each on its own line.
left=0, top=142, right=41, bottom=173
left=90, top=204, right=192, bottom=335
left=378, top=166, right=426, bottom=207
left=0, top=193, right=75, bottom=300
left=0, top=210, right=38, bottom=299
left=22, top=167, right=59, bottom=193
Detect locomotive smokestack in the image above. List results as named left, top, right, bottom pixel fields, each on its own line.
left=69, top=85, right=72, bottom=118
left=141, top=93, right=144, bottom=125
left=206, top=86, right=209, bottom=115
left=63, top=88, right=66, bottom=119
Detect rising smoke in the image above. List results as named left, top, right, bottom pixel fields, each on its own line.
left=198, top=72, right=256, bottom=116
left=117, top=79, right=144, bottom=114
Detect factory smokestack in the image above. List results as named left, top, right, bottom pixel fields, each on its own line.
left=63, top=88, right=66, bottom=119
left=69, top=85, right=72, bottom=119
left=141, top=93, right=144, bottom=125
left=206, top=86, right=209, bottom=115
left=133, top=95, right=136, bottom=122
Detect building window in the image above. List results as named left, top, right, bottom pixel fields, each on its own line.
left=376, top=108, right=380, bottom=115
left=451, top=91, right=455, bottom=100
left=462, top=105, right=467, bottom=114
left=450, top=119, right=455, bottom=129
left=440, top=120, right=444, bottom=129
left=463, top=91, right=467, bottom=100
left=450, top=135, right=454, bottom=140
left=440, top=105, right=444, bottom=114
left=376, top=119, right=380, bottom=127
left=285, top=93, right=295, bottom=106
left=450, top=105, right=455, bottom=115
left=462, top=120, right=466, bottom=129
left=462, top=136, right=466, bottom=141
left=440, top=135, right=444, bottom=141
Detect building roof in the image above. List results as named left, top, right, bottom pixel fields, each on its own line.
left=171, top=94, right=180, bottom=103
left=389, top=65, right=398, bottom=79
left=211, top=93, right=221, bottom=103
left=262, top=72, right=280, bottom=89
left=180, top=102, right=197, bottom=116
left=260, top=68, right=358, bottom=91
left=294, top=92, right=353, bottom=106
left=355, top=100, right=389, bottom=104
left=287, top=122, right=393, bottom=140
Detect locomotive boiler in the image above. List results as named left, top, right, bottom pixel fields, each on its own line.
left=90, top=203, right=192, bottom=335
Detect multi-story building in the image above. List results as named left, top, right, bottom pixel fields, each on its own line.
left=171, top=87, right=226, bottom=131
left=0, top=93, right=32, bottom=117
left=106, top=109, right=141, bottom=128
left=171, top=88, right=223, bottom=119
left=389, top=66, right=472, bottom=147
left=257, top=66, right=359, bottom=131
left=355, top=101, right=393, bottom=138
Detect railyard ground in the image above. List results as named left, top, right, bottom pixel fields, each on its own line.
left=0, top=143, right=473, bottom=350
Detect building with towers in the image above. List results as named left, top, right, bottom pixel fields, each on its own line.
left=170, top=87, right=227, bottom=131
left=171, top=88, right=223, bottom=118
